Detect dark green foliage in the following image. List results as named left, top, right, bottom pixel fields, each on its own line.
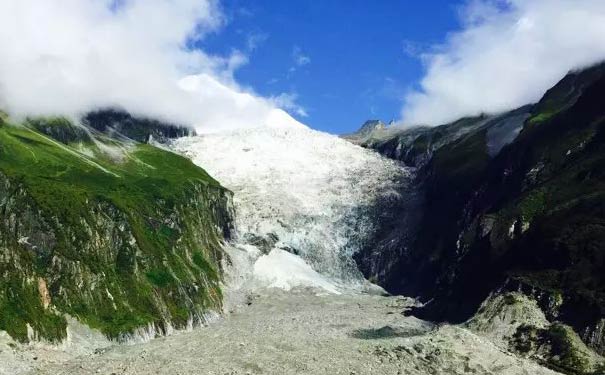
left=548, top=324, right=589, bottom=373
left=430, top=128, right=490, bottom=190
left=0, top=278, right=67, bottom=343
left=146, top=269, right=175, bottom=288
left=192, top=251, right=219, bottom=281
left=512, top=324, right=594, bottom=375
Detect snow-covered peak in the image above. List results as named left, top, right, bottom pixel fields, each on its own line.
left=172, top=125, right=411, bottom=294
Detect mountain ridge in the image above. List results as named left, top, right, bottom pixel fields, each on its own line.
left=348, top=62, right=605, bottom=374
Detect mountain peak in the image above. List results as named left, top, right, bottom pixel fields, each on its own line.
left=357, top=120, right=387, bottom=135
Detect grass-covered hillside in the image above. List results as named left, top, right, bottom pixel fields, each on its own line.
left=0, top=114, right=233, bottom=342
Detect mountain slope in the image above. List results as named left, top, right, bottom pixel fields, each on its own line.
left=3, top=121, right=562, bottom=375
left=350, top=63, right=605, bottom=373
left=0, top=114, right=233, bottom=342
left=351, top=106, right=532, bottom=297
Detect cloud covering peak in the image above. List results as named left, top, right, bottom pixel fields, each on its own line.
left=0, top=0, right=304, bottom=132
left=402, top=0, right=605, bottom=126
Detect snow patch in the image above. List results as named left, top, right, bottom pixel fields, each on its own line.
left=253, top=249, right=340, bottom=294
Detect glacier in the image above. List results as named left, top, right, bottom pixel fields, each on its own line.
left=172, top=124, right=411, bottom=294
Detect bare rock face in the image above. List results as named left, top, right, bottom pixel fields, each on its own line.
left=355, top=120, right=387, bottom=136
left=37, top=278, right=51, bottom=310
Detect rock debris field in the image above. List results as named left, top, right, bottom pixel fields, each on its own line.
left=3, top=289, right=558, bottom=375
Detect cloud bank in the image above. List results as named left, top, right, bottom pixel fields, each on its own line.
left=0, top=0, right=304, bottom=132
left=402, top=0, right=605, bottom=126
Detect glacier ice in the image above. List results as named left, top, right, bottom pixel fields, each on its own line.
left=172, top=125, right=411, bottom=293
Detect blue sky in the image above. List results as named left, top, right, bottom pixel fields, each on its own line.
left=200, top=0, right=461, bottom=134
left=5, top=1, right=605, bottom=134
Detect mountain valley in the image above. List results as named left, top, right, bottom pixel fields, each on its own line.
left=1, top=64, right=605, bottom=375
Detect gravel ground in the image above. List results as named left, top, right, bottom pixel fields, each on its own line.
left=5, top=289, right=559, bottom=375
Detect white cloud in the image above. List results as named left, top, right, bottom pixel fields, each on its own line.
left=291, top=46, right=311, bottom=68
left=402, top=0, right=605, bottom=126
left=270, top=93, right=308, bottom=118
left=402, top=40, right=426, bottom=59
left=246, top=32, right=269, bottom=52
left=0, top=0, right=303, bottom=133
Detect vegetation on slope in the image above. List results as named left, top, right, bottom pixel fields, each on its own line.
left=0, top=115, right=232, bottom=342
left=352, top=62, right=605, bottom=371
left=83, top=109, right=195, bottom=143
left=412, top=64, right=605, bottom=332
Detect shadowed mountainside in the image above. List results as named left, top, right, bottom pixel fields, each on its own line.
left=349, top=63, right=605, bottom=374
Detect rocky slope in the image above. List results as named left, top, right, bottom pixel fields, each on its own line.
left=11, top=291, right=559, bottom=375
left=349, top=63, right=605, bottom=374
left=0, top=111, right=233, bottom=343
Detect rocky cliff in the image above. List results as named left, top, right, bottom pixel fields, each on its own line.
left=350, top=63, right=605, bottom=373
left=0, top=113, right=233, bottom=343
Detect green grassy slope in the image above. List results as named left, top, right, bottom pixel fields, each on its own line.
left=0, top=116, right=232, bottom=342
